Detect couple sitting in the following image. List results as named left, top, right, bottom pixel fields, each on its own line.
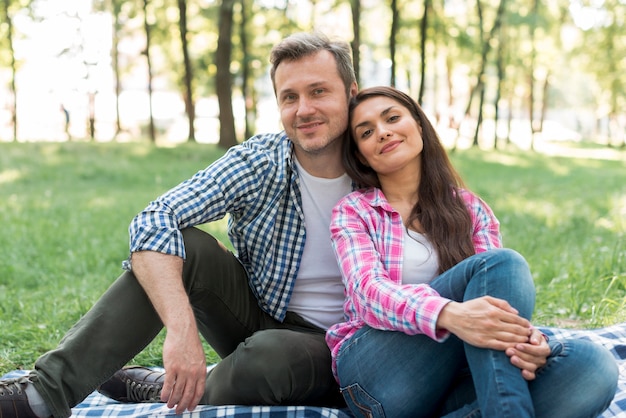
left=0, top=32, right=617, bottom=418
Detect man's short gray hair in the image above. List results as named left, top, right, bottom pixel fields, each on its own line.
left=269, top=32, right=356, bottom=96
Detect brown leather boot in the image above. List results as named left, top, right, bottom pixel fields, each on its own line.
left=0, top=376, right=41, bottom=417
left=97, top=366, right=165, bottom=403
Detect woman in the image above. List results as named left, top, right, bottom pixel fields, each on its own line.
left=326, top=86, right=618, bottom=417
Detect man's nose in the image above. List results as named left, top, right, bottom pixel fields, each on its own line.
left=296, top=97, right=315, bottom=116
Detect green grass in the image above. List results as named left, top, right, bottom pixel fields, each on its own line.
left=0, top=140, right=624, bottom=375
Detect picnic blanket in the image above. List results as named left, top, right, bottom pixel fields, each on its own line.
left=4, top=323, right=626, bottom=417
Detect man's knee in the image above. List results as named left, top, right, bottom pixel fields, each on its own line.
left=180, top=227, right=241, bottom=288
left=207, top=329, right=334, bottom=405
left=181, top=227, right=225, bottom=259
left=236, top=329, right=331, bottom=381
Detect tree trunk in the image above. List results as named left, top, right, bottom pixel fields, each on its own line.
left=470, top=0, right=506, bottom=147
left=240, top=0, right=255, bottom=140
left=389, top=0, right=398, bottom=87
left=528, top=0, right=539, bottom=151
left=445, top=55, right=459, bottom=151
left=493, top=18, right=505, bottom=149
left=111, top=0, right=122, bottom=139
left=505, top=95, right=513, bottom=147
left=143, top=0, right=156, bottom=143
left=351, top=0, right=361, bottom=85
left=539, top=71, right=550, bottom=133
left=418, top=0, right=429, bottom=105
left=178, top=0, right=196, bottom=142
left=472, top=84, right=485, bottom=147
left=216, top=0, right=237, bottom=149
left=3, top=0, right=17, bottom=141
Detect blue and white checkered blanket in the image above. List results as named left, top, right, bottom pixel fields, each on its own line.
left=4, top=324, right=626, bottom=417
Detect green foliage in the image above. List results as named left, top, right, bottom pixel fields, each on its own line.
left=454, top=147, right=626, bottom=327
left=0, top=141, right=227, bottom=373
left=0, top=141, right=624, bottom=374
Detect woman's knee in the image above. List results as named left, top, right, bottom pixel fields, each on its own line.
left=536, top=339, right=618, bottom=417
left=463, top=249, right=535, bottom=315
left=571, top=340, right=618, bottom=406
left=486, top=248, right=530, bottom=273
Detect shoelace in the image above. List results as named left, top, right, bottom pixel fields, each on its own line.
left=125, top=379, right=162, bottom=403
left=0, top=377, right=31, bottom=396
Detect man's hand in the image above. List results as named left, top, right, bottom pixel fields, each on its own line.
left=161, top=329, right=207, bottom=414
left=130, top=251, right=207, bottom=413
left=437, top=296, right=532, bottom=350
left=506, top=328, right=550, bottom=381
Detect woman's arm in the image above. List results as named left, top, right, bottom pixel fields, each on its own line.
left=331, top=195, right=450, bottom=341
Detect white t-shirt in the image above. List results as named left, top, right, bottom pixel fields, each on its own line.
left=402, top=229, right=439, bottom=284
left=289, top=158, right=352, bottom=329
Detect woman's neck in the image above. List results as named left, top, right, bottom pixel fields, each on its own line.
left=379, top=170, right=422, bottom=231
left=379, top=168, right=420, bottom=204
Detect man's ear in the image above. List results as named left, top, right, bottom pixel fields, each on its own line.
left=350, top=82, right=358, bottom=97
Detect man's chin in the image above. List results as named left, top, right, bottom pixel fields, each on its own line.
left=297, top=139, right=335, bottom=155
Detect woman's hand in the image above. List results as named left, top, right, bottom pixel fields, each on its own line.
left=505, top=328, right=550, bottom=381
left=437, top=296, right=532, bottom=350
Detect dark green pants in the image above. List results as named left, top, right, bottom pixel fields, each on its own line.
left=30, top=228, right=342, bottom=418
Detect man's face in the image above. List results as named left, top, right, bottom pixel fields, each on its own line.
left=274, top=50, right=355, bottom=156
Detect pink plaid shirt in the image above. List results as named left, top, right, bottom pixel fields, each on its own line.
left=325, top=187, right=502, bottom=379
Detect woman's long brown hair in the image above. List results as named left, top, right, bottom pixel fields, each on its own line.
left=343, top=86, right=475, bottom=273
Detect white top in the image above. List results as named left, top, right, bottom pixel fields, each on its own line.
left=402, top=229, right=439, bottom=284
left=289, top=158, right=352, bottom=329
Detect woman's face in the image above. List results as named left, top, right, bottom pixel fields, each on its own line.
left=350, top=96, right=423, bottom=176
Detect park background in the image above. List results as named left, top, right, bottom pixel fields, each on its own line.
left=0, top=0, right=624, bottom=372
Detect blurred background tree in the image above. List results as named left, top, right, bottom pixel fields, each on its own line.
left=0, top=0, right=623, bottom=149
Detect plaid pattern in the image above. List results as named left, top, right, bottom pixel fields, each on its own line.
left=1, top=370, right=351, bottom=417
left=4, top=324, right=626, bottom=417
left=122, top=132, right=307, bottom=322
left=539, top=324, right=626, bottom=417
left=326, top=187, right=502, bottom=377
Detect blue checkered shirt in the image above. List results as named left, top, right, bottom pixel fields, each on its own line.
left=123, top=132, right=309, bottom=321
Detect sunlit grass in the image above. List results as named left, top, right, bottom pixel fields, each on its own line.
left=454, top=147, right=626, bottom=327
left=0, top=141, right=624, bottom=374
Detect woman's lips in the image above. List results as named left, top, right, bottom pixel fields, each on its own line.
left=380, top=140, right=402, bottom=154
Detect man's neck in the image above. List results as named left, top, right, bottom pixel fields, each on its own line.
left=293, top=149, right=345, bottom=179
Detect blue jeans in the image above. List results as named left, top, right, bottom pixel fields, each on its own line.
left=336, top=249, right=618, bottom=418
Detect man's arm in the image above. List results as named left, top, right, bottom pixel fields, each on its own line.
left=130, top=250, right=206, bottom=414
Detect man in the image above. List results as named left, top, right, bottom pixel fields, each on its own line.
left=0, top=32, right=358, bottom=418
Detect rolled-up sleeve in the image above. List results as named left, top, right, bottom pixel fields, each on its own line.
left=122, top=146, right=254, bottom=271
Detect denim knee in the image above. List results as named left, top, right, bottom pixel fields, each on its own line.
left=533, top=339, right=618, bottom=418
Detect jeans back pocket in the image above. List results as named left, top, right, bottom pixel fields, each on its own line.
left=341, top=383, right=385, bottom=418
